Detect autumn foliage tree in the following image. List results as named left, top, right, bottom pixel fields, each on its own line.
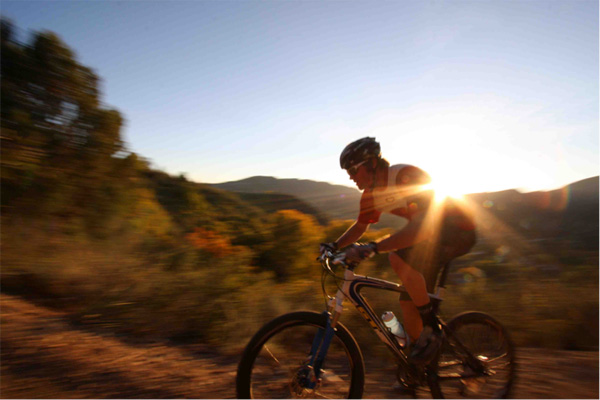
left=186, top=227, right=234, bottom=258
left=257, top=210, right=324, bottom=282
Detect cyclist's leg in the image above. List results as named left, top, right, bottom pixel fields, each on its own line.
left=390, top=251, right=424, bottom=342
left=390, top=246, right=438, bottom=343
left=400, top=228, right=476, bottom=330
left=398, top=300, right=421, bottom=343
left=389, top=251, right=430, bottom=305
left=391, top=242, right=447, bottom=364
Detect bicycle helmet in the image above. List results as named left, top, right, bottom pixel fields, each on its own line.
left=339, top=137, right=381, bottom=170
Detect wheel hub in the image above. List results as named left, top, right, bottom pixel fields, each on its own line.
left=290, top=365, right=321, bottom=398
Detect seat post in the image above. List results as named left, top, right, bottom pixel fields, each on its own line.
left=436, top=261, right=452, bottom=290
left=431, top=261, right=452, bottom=314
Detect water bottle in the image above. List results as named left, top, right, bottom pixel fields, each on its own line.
left=382, top=311, right=409, bottom=348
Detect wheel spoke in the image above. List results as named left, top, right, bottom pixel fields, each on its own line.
left=484, top=352, right=509, bottom=364
left=263, top=344, right=281, bottom=367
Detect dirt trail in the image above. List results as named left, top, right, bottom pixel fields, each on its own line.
left=1, top=294, right=598, bottom=399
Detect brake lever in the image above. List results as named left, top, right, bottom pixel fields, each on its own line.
left=332, top=252, right=347, bottom=265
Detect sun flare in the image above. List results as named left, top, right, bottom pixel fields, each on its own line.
left=424, top=180, right=467, bottom=204
left=433, top=180, right=467, bottom=201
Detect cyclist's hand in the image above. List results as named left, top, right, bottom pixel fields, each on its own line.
left=345, top=243, right=377, bottom=264
left=319, top=242, right=338, bottom=256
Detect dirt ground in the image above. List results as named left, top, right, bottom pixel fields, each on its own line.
left=1, top=293, right=598, bottom=399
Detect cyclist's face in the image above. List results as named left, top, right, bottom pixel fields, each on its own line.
left=347, top=163, right=373, bottom=190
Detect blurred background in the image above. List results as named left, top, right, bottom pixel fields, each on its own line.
left=1, top=1, right=598, bottom=398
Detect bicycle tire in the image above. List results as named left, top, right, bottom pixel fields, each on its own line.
left=428, top=311, right=516, bottom=399
left=236, top=311, right=365, bottom=399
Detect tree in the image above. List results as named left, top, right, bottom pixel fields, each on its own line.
left=258, top=210, right=323, bottom=282
left=1, top=19, right=129, bottom=235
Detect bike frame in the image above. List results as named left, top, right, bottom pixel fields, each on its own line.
left=307, top=260, right=445, bottom=386
left=337, top=268, right=443, bottom=352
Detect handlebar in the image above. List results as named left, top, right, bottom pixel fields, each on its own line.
left=318, top=250, right=358, bottom=275
left=318, top=250, right=345, bottom=264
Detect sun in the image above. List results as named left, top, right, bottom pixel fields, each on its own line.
left=434, top=180, right=467, bottom=200
left=424, top=179, right=468, bottom=204
left=421, top=165, right=483, bottom=202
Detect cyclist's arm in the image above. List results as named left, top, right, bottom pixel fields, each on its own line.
left=335, top=220, right=370, bottom=249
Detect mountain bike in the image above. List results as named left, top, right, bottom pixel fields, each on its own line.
left=236, top=250, right=516, bottom=398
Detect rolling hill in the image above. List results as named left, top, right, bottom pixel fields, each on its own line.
left=211, top=175, right=599, bottom=248
left=210, top=176, right=361, bottom=221
left=467, top=176, right=599, bottom=250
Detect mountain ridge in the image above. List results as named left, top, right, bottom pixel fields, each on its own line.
left=213, top=175, right=598, bottom=196
left=210, top=176, right=361, bottom=221
left=210, top=176, right=599, bottom=246
left=211, top=176, right=359, bottom=194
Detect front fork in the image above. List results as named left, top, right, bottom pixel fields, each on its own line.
left=303, top=282, right=348, bottom=389
left=300, top=311, right=337, bottom=389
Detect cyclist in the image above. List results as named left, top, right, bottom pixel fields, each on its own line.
left=320, top=137, right=476, bottom=366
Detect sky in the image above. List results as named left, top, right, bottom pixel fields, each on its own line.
left=2, top=0, right=598, bottom=194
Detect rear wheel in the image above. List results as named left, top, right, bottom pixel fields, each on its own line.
left=428, top=312, right=516, bottom=398
left=236, top=311, right=365, bottom=399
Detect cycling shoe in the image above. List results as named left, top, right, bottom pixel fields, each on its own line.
left=409, top=325, right=443, bottom=366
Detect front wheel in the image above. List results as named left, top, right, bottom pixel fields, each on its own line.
left=428, top=311, right=516, bottom=398
left=236, top=311, right=365, bottom=399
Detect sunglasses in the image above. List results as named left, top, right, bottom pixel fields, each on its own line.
left=347, top=160, right=368, bottom=176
